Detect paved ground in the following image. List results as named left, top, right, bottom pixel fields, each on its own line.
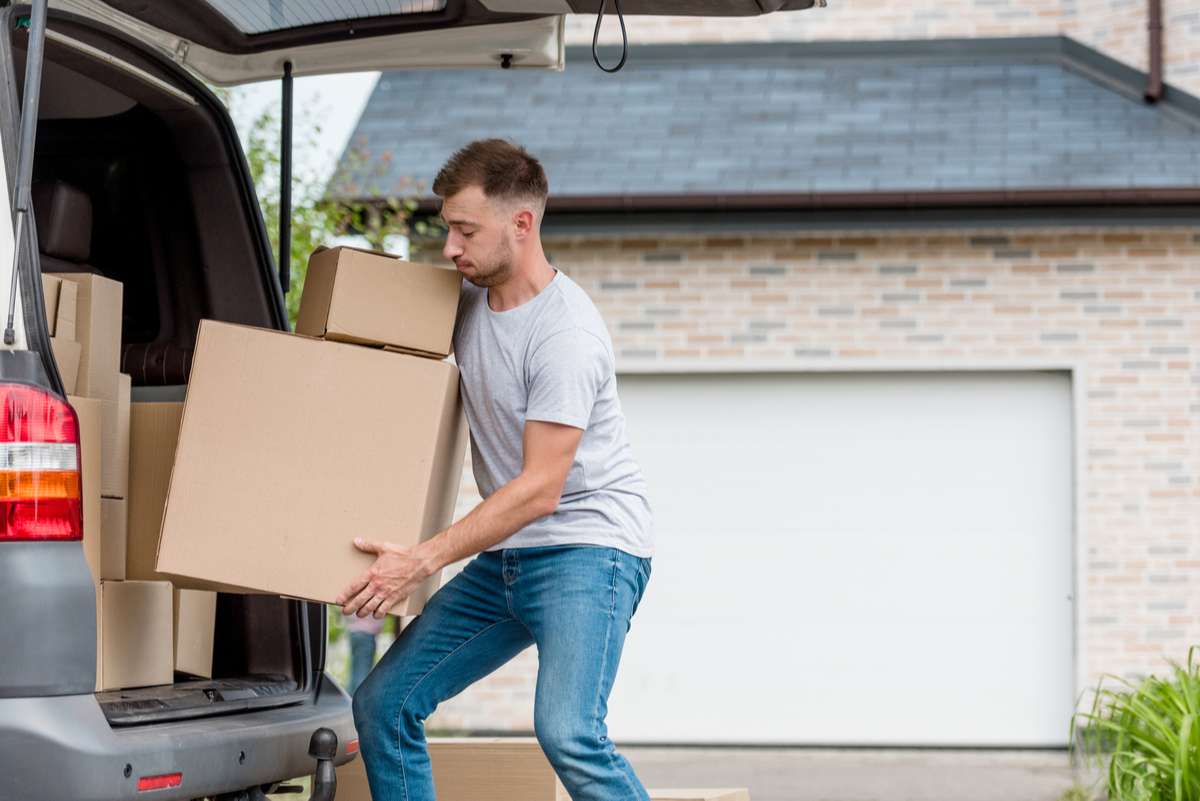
left=623, top=747, right=1105, bottom=801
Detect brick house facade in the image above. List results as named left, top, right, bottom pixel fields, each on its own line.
left=424, top=227, right=1199, bottom=735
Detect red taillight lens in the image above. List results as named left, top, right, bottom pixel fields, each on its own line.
left=136, top=773, right=182, bottom=792
left=346, top=739, right=360, bottom=754
left=0, top=384, right=82, bottom=542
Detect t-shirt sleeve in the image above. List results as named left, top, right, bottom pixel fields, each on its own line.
left=525, top=328, right=609, bottom=430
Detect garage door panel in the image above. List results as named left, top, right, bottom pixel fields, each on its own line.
left=607, top=371, right=1075, bottom=746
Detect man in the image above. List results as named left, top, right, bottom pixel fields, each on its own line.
left=337, top=138, right=655, bottom=801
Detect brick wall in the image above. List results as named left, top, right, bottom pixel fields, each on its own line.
left=423, top=225, right=1200, bottom=736
left=565, top=0, right=1200, bottom=97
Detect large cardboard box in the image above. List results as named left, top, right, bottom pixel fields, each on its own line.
left=50, top=336, right=81, bottom=393
left=335, top=738, right=569, bottom=801
left=649, top=792, right=751, bottom=801
left=68, top=396, right=102, bottom=585
left=155, top=320, right=467, bottom=613
left=173, top=588, right=217, bottom=679
left=96, top=580, right=173, bottom=691
left=295, top=246, right=461, bottom=358
left=49, top=273, right=122, bottom=401
left=125, top=402, right=183, bottom=582
left=99, top=373, right=131, bottom=498
left=100, top=498, right=127, bottom=581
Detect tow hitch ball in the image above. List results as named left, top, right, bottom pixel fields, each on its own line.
left=256, top=727, right=338, bottom=801
left=307, top=728, right=338, bottom=801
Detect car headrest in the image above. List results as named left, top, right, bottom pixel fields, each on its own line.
left=32, top=181, right=92, bottom=263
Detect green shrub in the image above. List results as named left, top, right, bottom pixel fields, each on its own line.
left=1070, top=645, right=1200, bottom=801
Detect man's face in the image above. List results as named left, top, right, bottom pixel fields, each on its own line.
left=440, top=185, right=515, bottom=288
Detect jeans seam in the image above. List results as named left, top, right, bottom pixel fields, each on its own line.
left=597, top=554, right=642, bottom=801
left=393, top=617, right=515, bottom=801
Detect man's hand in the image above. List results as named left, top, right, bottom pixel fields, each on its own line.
left=337, top=538, right=435, bottom=619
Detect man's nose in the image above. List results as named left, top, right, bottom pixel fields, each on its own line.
left=443, top=237, right=462, bottom=261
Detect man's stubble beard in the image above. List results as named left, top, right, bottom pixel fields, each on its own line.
left=465, top=237, right=515, bottom=288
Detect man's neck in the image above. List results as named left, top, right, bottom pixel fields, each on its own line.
left=488, top=254, right=556, bottom=312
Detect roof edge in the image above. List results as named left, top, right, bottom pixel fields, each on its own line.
left=392, top=188, right=1200, bottom=215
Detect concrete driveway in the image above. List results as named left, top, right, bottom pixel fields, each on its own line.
left=624, top=747, right=1104, bottom=801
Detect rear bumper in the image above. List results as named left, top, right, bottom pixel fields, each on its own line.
left=0, top=675, right=357, bottom=801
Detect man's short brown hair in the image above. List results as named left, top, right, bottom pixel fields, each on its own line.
left=433, top=139, right=549, bottom=208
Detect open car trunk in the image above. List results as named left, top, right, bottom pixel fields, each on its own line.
left=8, top=8, right=323, bottom=726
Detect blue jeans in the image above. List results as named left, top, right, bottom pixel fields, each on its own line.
left=352, top=545, right=652, bottom=801
left=348, top=630, right=378, bottom=694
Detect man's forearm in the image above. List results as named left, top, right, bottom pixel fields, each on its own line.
left=415, top=472, right=557, bottom=573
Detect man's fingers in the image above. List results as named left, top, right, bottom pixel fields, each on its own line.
left=348, top=584, right=378, bottom=618
left=353, top=537, right=383, bottom=555
left=337, top=569, right=373, bottom=610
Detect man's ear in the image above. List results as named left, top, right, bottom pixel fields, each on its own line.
left=513, top=207, right=537, bottom=240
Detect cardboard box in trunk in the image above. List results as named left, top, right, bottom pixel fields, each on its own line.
left=55, top=277, right=78, bottom=341
left=42, top=275, right=61, bottom=336
left=49, top=273, right=122, bottom=401
left=50, top=336, right=81, bottom=393
left=100, top=498, right=127, bottom=581
left=42, top=274, right=78, bottom=339
left=96, top=580, right=174, bottom=691
left=125, top=401, right=183, bottom=582
left=69, top=396, right=102, bottom=585
left=295, top=246, right=461, bottom=358
left=335, top=738, right=569, bottom=801
left=99, top=373, right=131, bottom=498
left=155, top=320, right=468, bottom=613
left=173, top=588, right=217, bottom=679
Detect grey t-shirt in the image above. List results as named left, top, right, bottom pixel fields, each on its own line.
left=452, top=269, right=654, bottom=558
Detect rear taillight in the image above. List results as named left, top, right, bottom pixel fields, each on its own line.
left=0, top=384, right=82, bottom=542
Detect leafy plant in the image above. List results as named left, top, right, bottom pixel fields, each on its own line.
left=1070, top=645, right=1200, bottom=801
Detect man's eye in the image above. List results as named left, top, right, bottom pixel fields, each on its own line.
left=463, top=232, right=475, bottom=238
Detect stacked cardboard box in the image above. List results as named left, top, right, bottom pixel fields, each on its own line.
left=335, top=737, right=751, bottom=801
left=125, top=400, right=219, bottom=681
left=43, top=274, right=80, bottom=392
left=151, top=247, right=466, bottom=618
left=46, top=271, right=176, bottom=691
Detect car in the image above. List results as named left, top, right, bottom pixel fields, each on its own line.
left=0, top=2, right=816, bottom=799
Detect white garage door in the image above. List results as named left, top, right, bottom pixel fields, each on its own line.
left=606, top=371, right=1075, bottom=747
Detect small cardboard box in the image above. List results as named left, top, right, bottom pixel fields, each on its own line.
left=335, top=738, right=569, bottom=801
left=96, top=580, right=174, bottom=691
left=100, top=498, right=127, bottom=581
left=155, top=320, right=467, bottom=613
left=125, top=401, right=183, bottom=582
left=69, top=395, right=102, bottom=585
left=99, top=373, right=131, bottom=498
left=295, top=246, right=461, bottom=358
left=173, top=588, right=217, bottom=679
left=51, top=336, right=81, bottom=393
left=49, top=273, right=122, bottom=401
left=42, top=274, right=61, bottom=336
left=56, top=277, right=77, bottom=341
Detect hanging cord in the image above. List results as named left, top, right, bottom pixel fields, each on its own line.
left=592, top=0, right=628, bottom=73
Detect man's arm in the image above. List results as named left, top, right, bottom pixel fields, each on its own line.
left=337, top=420, right=583, bottom=618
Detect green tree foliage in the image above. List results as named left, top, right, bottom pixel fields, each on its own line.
left=223, top=84, right=438, bottom=328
